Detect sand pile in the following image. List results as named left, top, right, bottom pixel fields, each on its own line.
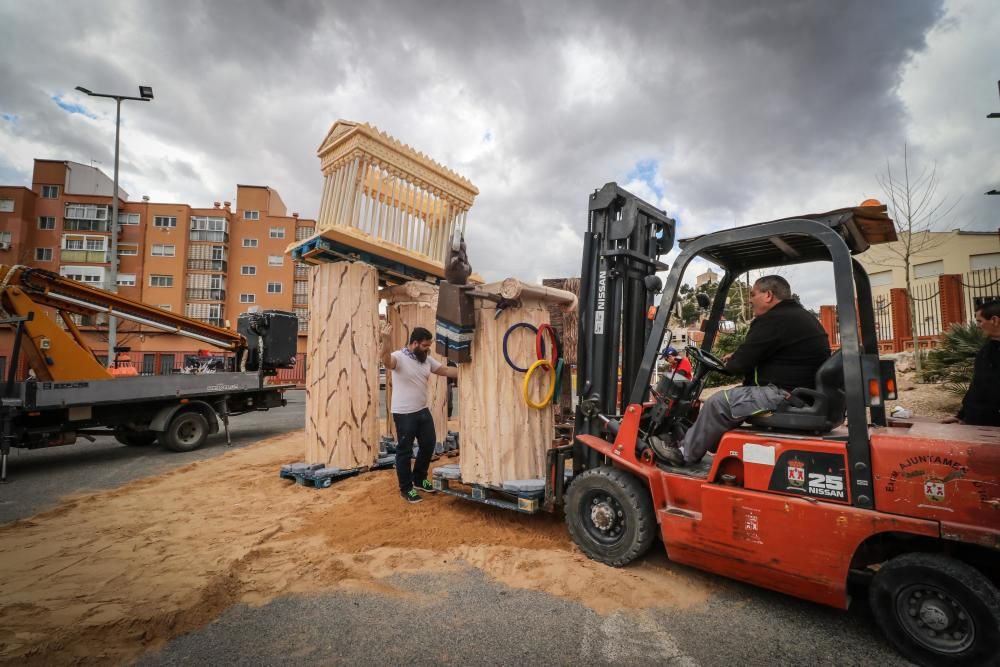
left=0, top=431, right=714, bottom=666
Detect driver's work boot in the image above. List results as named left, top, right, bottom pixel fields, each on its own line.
left=660, top=443, right=686, bottom=467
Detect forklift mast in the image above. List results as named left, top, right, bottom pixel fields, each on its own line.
left=575, top=183, right=675, bottom=469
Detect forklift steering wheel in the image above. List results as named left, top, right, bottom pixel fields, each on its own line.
left=687, top=346, right=729, bottom=373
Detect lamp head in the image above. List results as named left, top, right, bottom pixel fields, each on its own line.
left=138, top=86, right=154, bottom=100
left=75, top=86, right=93, bottom=95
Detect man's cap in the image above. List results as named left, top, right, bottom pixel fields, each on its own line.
left=660, top=346, right=678, bottom=358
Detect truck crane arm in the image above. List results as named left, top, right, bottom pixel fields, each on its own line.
left=0, top=264, right=248, bottom=382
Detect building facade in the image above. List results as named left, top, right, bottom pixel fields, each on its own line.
left=0, top=159, right=315, bottom=377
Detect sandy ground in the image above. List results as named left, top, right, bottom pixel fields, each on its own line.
left=0, top=430, right=714, bottom=667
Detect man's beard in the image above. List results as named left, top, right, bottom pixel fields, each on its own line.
left=414, top=348, right=428, bottom=363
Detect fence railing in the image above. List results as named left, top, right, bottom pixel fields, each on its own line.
left=961, top=267, right=1000, bottom=322
left=909, top=281, right=941, bottom=339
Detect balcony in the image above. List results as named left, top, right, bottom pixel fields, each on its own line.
left=293, top=295, right=309, bottom=307
left=64, top=220, right=110, bottom=232
left=61, top=249, right=109, bottom=263
left=186, top=259, right=228, bottom=272
left=294, top=264, right=310, bottom=278
left=189, top=231, right=229, bottom=243
left=185, top=288, right=226, bottom=301
left=196, top=317, right=226, bottom=328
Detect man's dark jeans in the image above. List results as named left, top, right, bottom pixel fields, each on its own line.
left=392, top=408, right=436, bottom=493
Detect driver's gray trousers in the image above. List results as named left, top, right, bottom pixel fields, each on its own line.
left=680, top=385, right=787, bottom=464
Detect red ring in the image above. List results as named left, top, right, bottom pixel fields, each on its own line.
left=535, top=323, right=559, bottom=366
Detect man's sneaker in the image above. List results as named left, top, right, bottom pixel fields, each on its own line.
left=415, top=479, right=438, bottom=494
left=659, top=445, right=686, bottom=468
left=401, top=489, right=423, bottom=503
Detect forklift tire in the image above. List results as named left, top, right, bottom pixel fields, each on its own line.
left=161, top=410, right=210, bottom=453
left=114, top=427, right=158, bottom=447
left=869, top=552, right=1000, bottom=667
left=564, top=466, right=656, bottom=567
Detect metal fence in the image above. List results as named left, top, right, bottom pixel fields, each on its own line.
left=962, top=267, right=1000, bottom=322
left=909, top=281, right=941, bottom=338
left=873, top=294, right=893, bottom=342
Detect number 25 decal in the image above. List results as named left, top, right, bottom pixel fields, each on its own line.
left=808, top=473, right=844, bottom=491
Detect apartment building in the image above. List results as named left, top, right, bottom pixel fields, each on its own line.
left=0, top=159, right=315, bottom=375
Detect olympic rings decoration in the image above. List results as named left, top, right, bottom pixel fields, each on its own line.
left=502, top=322, right=538, bottom=372
left=535, top=323, right=560, bottom=366
left=523, top=359, right=556, bottom=409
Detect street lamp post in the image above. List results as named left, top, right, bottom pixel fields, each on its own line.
left=75, top=85, right=153, bottom=366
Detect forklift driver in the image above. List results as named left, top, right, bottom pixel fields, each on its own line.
left=660, top=275, right=831, bottom=467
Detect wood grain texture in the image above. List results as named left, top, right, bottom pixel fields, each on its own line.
left=304, top=261, right=380, bottom=468
left=459, top=294, right=557, bottom=486
left=380, top=281, right=448, bottom=443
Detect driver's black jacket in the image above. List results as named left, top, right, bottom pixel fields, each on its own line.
left=724, top=299, right=830, bottom=391
left=957, top=339, right=1000, bottom=426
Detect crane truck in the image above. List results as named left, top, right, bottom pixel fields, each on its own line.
left=0, top=263, right=298, bottom=481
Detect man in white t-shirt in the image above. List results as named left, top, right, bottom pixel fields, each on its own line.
left=380, top=325, right=458, bottom=503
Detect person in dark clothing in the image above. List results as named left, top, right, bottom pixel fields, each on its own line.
left=943, top=300, right=1000, bottom=427
left=661, top=275, right=831, bottom=466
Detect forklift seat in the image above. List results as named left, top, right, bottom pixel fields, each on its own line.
left=748, top=350, right=845, bottom=434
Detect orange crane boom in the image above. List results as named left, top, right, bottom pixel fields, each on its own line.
left=0, top=264, right=248, bottom=382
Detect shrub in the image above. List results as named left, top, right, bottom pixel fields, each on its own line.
left=920, top=322, right=986, bottom=395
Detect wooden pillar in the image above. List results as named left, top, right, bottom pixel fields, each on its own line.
left=459, top=280, right=574, bottom=486
left=380, top=281, right=447, bottom=443
left=304, top=261, right=380, bottom=468
left=938, top=274, right=965, bottom=330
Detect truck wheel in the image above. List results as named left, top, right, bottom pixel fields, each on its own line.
left=161, top=411, right=209, bottom=452
left=869, top=552, right=1000, bottom=666
left=564, top=466, right=656, bottom=567
left=114, top=427, right=157, bottom=447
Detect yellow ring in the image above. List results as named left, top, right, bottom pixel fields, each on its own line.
left=523, top=359, right=556, bottom=409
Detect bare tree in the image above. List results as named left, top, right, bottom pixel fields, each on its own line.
left=870, top=144, right=957, bottom=375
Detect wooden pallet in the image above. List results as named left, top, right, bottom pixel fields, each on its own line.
left=431, top=471, right=544, bottom=514
left=279, top=464, right=362, bottom=489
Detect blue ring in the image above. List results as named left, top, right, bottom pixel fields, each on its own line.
left=503, top=322, right=538, bottom=372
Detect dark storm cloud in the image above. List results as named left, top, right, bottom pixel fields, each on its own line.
left=0, top=0, right=954, bottom=289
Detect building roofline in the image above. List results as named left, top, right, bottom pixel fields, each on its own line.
left=0, top=185, right=36, bottom=194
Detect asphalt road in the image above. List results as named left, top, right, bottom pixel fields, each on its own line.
left=1, top=389, right=912, bottom=665
left=139, top=565, right=910, bottom=667
left=0, top=389, right=307, bottom=524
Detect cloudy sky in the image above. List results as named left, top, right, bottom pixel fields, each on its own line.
left=1, top=0, right=997, bottom=308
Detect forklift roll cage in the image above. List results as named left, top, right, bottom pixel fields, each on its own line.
left=575, top=186, right=897, bottom=511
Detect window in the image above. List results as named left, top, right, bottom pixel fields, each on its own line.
left=0, top=198, right=13, bottom=212
left=268, top=255, right=283, bottom=266
left=35, top=248, right=53, bottom=261
left=117, top=244, right=139, bottom=256
left=190, top=216, right=227, bottom=241
left=240, top=293, right=256, bottom=303
left=0, top=231, right=10, bottom=245
left=65, top=204, right=108, bottom=220
left=64, top=238, right=84, bottom=250
left=60, top=265, right=104, bottom=284
left=869, top=270, right=893, bottom=288
left=267, top=282, right=282, bottom=294
left=243, top=210, right=260, bottom=220
left=151, top=243, right=176, bottom=257
left=150, top=274, right=173, bottom=287
left=269, top=226, right=285, bottom=239
left=42, top=185, right=59, bottom=198
left=295, top=226, right=315, bottom=241
left=970, top=252, right=1000, bottom=271
left=38, top=216, right=56, bottom=230
left=154, top=216, right=177, bottom=228
left=85, top=238, right=105, bottom=251
left=117, top=273, right=136, bottom=287
left=117, top=212, right=140, bottom=225
left=241, top=265, right=256, bottom=276
left=242, top=238, right=259, bottom=248
left=158, top=304, right=172, bottom=311
left=914, top=260, right=944, bottom=280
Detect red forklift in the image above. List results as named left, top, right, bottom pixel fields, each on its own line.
left=559, top=183, right=1000, bottom=666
